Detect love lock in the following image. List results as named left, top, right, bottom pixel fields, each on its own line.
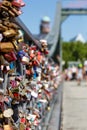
left=3, top=125, right=12, bottom=130
left=21, top=56, right=30, bottom=65
left=40, top=39, right=49, bottom=54
left=0, top=23, right=8, bottom=32
left=1, top=65, right=10, bottom=73
left=4, top=51, right=17, bottom=63
left=0, top=42, right=15, bottom=53
left=12, top=0, right=25, bottom=7
left=3, top=20, right=19, bottom=29
left=3, top=28, right=18, bottom=38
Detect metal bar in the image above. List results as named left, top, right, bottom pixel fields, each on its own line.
left=59, top=28, right=62, bottom=72
left=44, top=84, right=63, bottom=130
left=61, top=15, right=70, bottom=23
left=45, top=2, right=62, bottom=58
left=62, top=8, right=87, bottom=15
left=3, top=73, right=8, bottom=95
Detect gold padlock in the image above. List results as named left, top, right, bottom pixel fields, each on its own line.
left=0, top=42, right=15, bottom=53
left=0, top=23, right=8, bottom=32
left=2, top=1, right=12, bottom=7
left=12, top=40, right=19, bottom=51
left=3, top=124, right=12, bottom=130
left=3, top=29, right=17, bottom=38
left=8, top=10, right=15, bottom=17
left=19, top=123, right=25, bottom=130
left=1, top=5, right=8, bottom=11
left=4, top=21, right=19, bottom=29
left=11, top=7, right=20, bottom=16
left=18, top=37, right=24, bottom=43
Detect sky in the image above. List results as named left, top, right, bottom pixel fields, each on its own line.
left=20, top=0, right=87, bottom=41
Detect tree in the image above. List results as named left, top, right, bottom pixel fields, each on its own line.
left=62, top=41, right=87, bottom=68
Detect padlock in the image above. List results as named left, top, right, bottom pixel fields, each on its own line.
left=10, top=6, right=21, bottom=16
left=20, top=117, right=26, bottom=124
left=10, top=80, right=17, bottom=88
left=0, top=55, right=10, bottom=66
left=19, top=123, right=25, bottom=130
left=1, top=0, right=21, bottom=17
left=4, top=51, right=17, bottom=62
left=0, top=23, right=8, bottom=32
left=12, top=0, right=25, bottom=7
left=17, top=50, right=26, bottom=58
left=29, top=46, right=37, bottom=51
left=8, top=9, right=16, bottom=17
left=2, top=1, right=12, bottom=8
left=1, top=10, right=10, bottom=19
left=17, top=37, right=24, bottom=43
left=0, top=93, right=4, bottom=112
left=21, top=56, right=29, bottom=65
left=5, top=65, right=10, bottom=72
left=3, top=21, right=19, bottom=29
left=11, top=40, right=19, bottom=51
left=26, top=69, right=32, bottom=76
left=3, top=28, right=18, bottom=38
left=0, top=42, right=15, bottom=53
left=3, top=108, right=13, bottom=118
left=34, top=119, right=39, bottom=126
left=40, top=39, right=49, bottom=54
left=26, top=127, right=31, bottom=130
left=16, top=30, right=24, bottom=42
left=3, top=124, right=12, bottom=130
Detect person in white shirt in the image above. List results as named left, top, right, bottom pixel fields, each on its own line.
left=71, top=65, right=77, bottom=80
left=67, top=68, right=72, bottom=81
left=77, top=64, right=83, bottom=85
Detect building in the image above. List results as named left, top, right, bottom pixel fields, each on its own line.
left=70, top=33, right=86, bottom=43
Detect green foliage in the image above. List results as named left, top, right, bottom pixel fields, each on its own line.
left=62, top=41, right=87, bottom=68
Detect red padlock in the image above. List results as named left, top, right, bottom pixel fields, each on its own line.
left=4, top=51, right=17, bottom=62
left=12, top=0, right=25, bottom=7
left=29, top=46, right=37, bottom=51
left=0, top=102, right=4, bottom=112
left=25, top=128, right=31, bottom=130
left=20, top=117, right=26, bottom=123
left=13, top=93, right=19, bottom=99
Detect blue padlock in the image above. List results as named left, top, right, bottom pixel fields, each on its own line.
left=17, top=50, right=26, bottom=58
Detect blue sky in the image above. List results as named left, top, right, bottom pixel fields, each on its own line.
left=20, top=0, right=87, bottom=41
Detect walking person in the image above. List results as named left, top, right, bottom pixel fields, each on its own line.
left=83, top=60, right=87, bottom=84
left=71, top=65, right=77, bottom=80
left=77, top=64, right=83, bottom=85
left=67, top=68, right=72, bottom=81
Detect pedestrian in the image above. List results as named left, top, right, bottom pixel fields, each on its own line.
left=67, top=68, right=72, bottom=81
left=71, top=65, right=77, bottom=80
left=77, top=64, right=83, bottom=85
left=83, top=60, right=87, bottom=84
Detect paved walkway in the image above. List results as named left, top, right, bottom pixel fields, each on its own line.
left=62, top=81, right=87, bottom=130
